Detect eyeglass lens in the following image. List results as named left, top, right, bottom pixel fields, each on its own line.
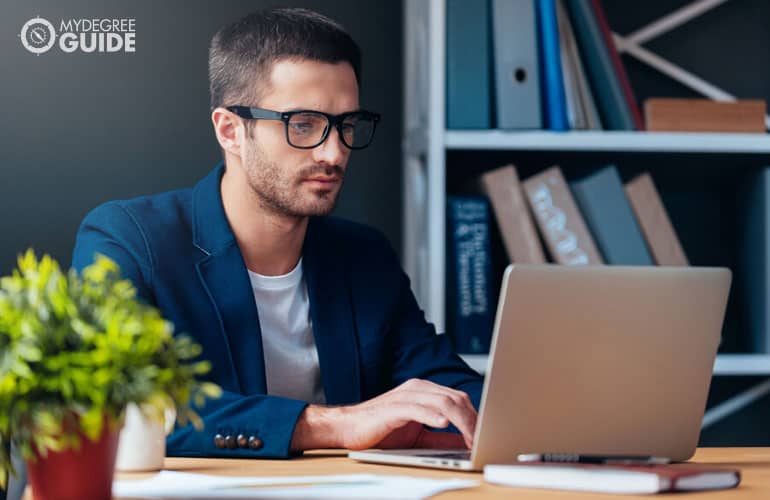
left=287, top=112, right=375, bottom=149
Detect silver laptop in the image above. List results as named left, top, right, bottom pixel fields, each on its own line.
left=349, top=264, right=732, bottom=470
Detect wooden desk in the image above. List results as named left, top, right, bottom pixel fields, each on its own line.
left=112, top=448, right=770, bottom=499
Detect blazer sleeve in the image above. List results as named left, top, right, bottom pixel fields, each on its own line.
left=71, top=202, right=308, bottom=458
left=371, top=234, right=485, bottom=411
left=72, top=201, right=155, bottom=303
left=166, top=390, right=307, bottom=458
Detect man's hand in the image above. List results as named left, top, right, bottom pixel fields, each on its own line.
left=290, top=379, right=477, bottom=451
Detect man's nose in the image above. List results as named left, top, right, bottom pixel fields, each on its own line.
left=312, top=126, right=349, bottom=167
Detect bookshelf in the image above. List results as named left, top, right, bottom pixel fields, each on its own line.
left=445, top=130, right=770, bottom=154
left=403, top=0, right=770, bottom=429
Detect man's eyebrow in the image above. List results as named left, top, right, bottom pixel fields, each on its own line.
left=284, top=108, right=365, bottom=114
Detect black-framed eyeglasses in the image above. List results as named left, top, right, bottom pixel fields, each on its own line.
left=226, top=105, right=381, bottom=150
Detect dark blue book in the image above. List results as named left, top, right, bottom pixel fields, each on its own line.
left=570, top=166, right=654, bottom=265
left=564, top=0, right=635, bottom=130
left=536, top=0, right=570, bottom=131
left=740, top=168, right=770, bottom=353
left=446, top=196, right=494, bottom=353
left=446, top=0, right=492, bottom=129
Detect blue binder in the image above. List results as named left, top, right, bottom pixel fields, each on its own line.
left=446, top=0, right=492, bottom=129
left=536, top=0, right=570, bottom=130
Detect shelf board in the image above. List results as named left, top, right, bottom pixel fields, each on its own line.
left=460, top=353, right=770, bottom=376
left=444, top=130, right=770, bottom=154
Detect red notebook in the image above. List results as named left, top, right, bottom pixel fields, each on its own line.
left=484, top=462, right=740, bottom=494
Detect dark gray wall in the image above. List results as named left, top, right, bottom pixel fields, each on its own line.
left=0, top=0, right=402, bottom=274
left=603, top=0, right=770, bottom=103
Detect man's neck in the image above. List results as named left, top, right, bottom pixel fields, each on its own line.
left=220, top=164, right=308, bottom=276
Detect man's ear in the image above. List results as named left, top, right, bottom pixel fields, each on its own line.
left=211, top=108, right=242, bottom=157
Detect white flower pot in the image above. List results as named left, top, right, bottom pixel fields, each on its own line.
left=116, top=403, right=174, bottom=472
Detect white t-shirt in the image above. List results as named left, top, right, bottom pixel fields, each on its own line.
left=247, top=258, right=326, bottom=404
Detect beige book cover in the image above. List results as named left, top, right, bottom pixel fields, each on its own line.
left=645, top=98, right=766, bottom=133
left=480, top=165, right=546, bottom=264
left=625, top=173, right=689, bottom=266
left=522, top=166, right=603, bottom=265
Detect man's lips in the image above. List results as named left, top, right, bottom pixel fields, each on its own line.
left=304, top=176, right=340, bottom=184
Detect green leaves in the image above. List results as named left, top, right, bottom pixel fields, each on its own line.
left=0, top=250, right=221, bottom=485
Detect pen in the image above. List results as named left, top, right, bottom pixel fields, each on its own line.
left=517, top=453, right=671, bottom=465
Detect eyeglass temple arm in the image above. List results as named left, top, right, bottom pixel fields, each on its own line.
left=227, top=106, right=284, bottom=120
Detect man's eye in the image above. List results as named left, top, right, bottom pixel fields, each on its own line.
left=291, top=122, right=315, bottom=133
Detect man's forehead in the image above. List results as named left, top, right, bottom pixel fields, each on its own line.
left=259, top=58, right=360, bottom=110
left=266, top=58, right=356, bottom=83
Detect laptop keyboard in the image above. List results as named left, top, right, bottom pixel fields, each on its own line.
left=413, top=451, right=471, bottom=460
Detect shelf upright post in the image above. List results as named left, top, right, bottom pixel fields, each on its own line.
left=425, top=0, right=447, bottom=332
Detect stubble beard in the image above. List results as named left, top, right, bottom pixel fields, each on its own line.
left=243, top=138, right=345, bottom=218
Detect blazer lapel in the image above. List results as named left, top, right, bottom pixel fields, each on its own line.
left=303, top=218, right=362, bottom=405
left=192, top=164, right=267, bottom=395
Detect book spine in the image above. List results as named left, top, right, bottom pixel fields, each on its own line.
left=625, top=173, right=689, bottom=266
left=481, top=165, right=546, bottom=264
left=492, top=0, right=542, bottom=128
left=570, top=166, right=654, bottom=265
left=523, top=166, right=604, bottom=265
left=446, top=197, right=495, bottom=353
left=446, top=0, right=492, bottom=129
left=589, top=0, right=644, bottom=130
left=557, top=0, right=603, bottom=129
left=564, top=0, right=634, bottom=130
left=740, top=168, right=770, bottom=353
left=536, top=0, right=570, bottom=130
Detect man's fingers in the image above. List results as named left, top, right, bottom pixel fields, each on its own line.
left=415, top=429, right=468, bottom=449
left=397, top=392, right=476, bottom=447
left=400, top=379, right=476, bottom=416
left=357, top=380, right=478, bottom=450
left=386, top=402, right=449, bottom=430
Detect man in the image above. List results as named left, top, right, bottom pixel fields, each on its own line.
left=72, top=8, right=482, bottom=458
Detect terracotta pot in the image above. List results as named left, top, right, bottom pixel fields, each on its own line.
left=26, top=420, right=121, bottom=500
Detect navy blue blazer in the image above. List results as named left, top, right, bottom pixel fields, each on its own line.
left=72, top=163, right=483, bottom=458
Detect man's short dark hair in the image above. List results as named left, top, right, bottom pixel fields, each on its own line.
left=208, top=8, right=362, bottom=111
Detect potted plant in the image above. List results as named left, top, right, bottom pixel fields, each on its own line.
left=0, top=250, right=221, bottom=500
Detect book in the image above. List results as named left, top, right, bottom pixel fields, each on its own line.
left=446, top=0, right=491, bottom=129
left=570, top=166, right=654, bottom=265
left=522, top=166, right=603, bottom=265
left=589, top=0, right=644, bottom=130
left=492, top=0, right=542, bottom=129
left=739, top=168, right=770, bottom=353
left=625, top=173, right=689, bottom=266
left=536, top=0, right=570, bottom=130
left=645, top=98, right=767, bottom=133
left=484, top=462, right=740, bottom=494
left=564, top=0, right=635, bottom=130
left=556, top=0, right=602, bottom=130
left=446, top=196, right=494, bottom=353
left=480, top=165, right=546, bottom=264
